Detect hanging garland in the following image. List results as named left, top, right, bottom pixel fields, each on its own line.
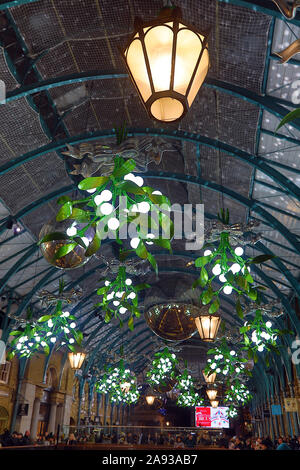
left=95, top=265, right=150, bottom=330
left=193, top=210, right=274, bottom=317
left=96, top=360, right=139, bottom=404
left=224, top=379, right=253, bottom=409
left=146, top=347, right=178, bottom=387
left=8, top=283, right=83, bottom=358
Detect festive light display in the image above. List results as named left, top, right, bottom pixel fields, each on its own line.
left=146, top=347, right=178, bottom=387
left=96, top=360, right=139, bottom=404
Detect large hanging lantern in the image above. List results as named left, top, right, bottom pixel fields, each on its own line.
left=202, top=370, right=216, bottom=384
left=194, top=314, right=221, bottom=342
left=68, top=347, right=86, bottom=370
left=122, top=6, right=210, bottom=122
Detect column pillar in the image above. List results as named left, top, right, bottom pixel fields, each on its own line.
left=48, top=402, right=58, bottom=434
left=30, top=397, right=41, bottom=440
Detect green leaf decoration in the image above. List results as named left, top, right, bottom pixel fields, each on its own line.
left=9, top=330, right=22, bottom=336
left=113, top=159, right=136, bottom=178
left=104, top=312, right=112, bottom=323
left=78, top=176, right=109, bottom=190
left=153, top=237, right=172, bottom=252
left=53, top=243, right=77, bottom=259
left=275, top=108, right=300, bottom=133
left=134, top=283, right=151, bottom=292
left=38, top=232, right=69, bottom=245
left=236, top=298, right=244, bottom=319
left=208, top=298, right=220, bottom=314
left=44, top=345, right=50, bottom=355
left=57, top=195, right=73, bottom=205
left=37, top=315, right=52, bottom=322
left=128, top=316, right=134, bottom=331
left=97, top=287, right=107, bottom=296
left=248, top=288, right=257, bottom=300
left=69, top=208, right=91, bottom=222
left=136, top=240, right=148, bottom=259
left=56, top=201, right=73, bottom=221
left=250, top=254, right=276, bottom=264
left=119, top=180, right=145, bottom=195
left=195, top=256, right=210, bottom=268
left=199, top=267, right=208, bottom=287
left=201, top=286, right=214, bottom=305
left=85, top=232, right=101, bottom=257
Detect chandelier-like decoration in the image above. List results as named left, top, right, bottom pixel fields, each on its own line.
left=204, top=339, right=250, bottom=380
left=242, top=300, right=284, bottom=319
left=122, top=6, right=209, bottom=122
left=36, top=287, right=83, bottom=306
left=224, top=380, right=252, bottom=407
left=145, top=303, right=198, bottom=341
left=204, top=218, right=261, bottom=246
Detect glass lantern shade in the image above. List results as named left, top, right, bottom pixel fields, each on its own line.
left=210, top=400, right=219, bottom=408
left=195, top=315, right=221, bottom=342
left=68, top=349, right=86, bottom=370
left=146, top=395, right=156, bottom=405
left=120, top=382, right=131, bottom=393
left=202, top=370, right=216, bottom=384
left=206, top=388, right=218, bottom=400
left=122, top=7, right=209, bottom=122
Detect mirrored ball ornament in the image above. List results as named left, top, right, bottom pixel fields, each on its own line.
left=39, top=218, right=95, bottom=270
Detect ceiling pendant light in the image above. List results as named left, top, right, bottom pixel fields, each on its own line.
left=68, top=346, right=86, bottom=370
left=210, top=400, right=219, bottom=408
left=194, top=314, right=221, bottom=342
left=122, top=6, right=210, bottom=122
left=206, top=387, right=218, bottom=401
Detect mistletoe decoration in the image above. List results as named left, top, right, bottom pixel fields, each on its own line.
left=95, top=265, right=150, bottom=330
left=8, top=281, right=83, bottom=358
left=38, top=155, right=173, bottom=274
left=204, top=338, right=251, bottom=380
left=146, top=347, right=178, bottom=387
left=176, top=368, right=204, bottom=407
left=224, top=379, right=253, bottom=409
left=96, top=359, right=139, bottom=404
left=193, top=210, right=274, bottom=318
left=240, top=310, right=290, bottom=364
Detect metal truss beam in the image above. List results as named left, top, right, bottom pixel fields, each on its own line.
left=1, top=128, right=298, bottom=203
left=5, top=71, right=300, bottom=132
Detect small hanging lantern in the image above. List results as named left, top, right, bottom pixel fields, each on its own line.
left=202, top=370, right=216, bottom=384
left=122, top=6, right=210, bottom=122
left=194, top=314, right=221, bottom=342
left=146, top=395, right=156, bottom=405
left=120, top=381, right=131, bottom=393
left=210, top=400, right=219, bottom=408
left=68, top=347, right=86, bottom=371
left=206, top=387, right=218, bottom=401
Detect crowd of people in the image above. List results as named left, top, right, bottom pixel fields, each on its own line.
left=1, top=427, right=300, bottom=450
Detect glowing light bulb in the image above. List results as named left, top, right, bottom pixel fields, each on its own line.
left=152, top=190, right=162, bottom=195
left=119, top=307, right=127, bottom=314
left=124, top=173, right=136, bottom=182
left=125, top=278, right=132, bottom=286
left=113, top=300, right=120, bottom=306
left=235, top=247, right=244, bottom=256
left=266, top=321, right=272, bottom=328
left=137, top=201, right=150, bottom=213
left=66, top=226, right=77, bottom=237
left=128, top=292, right=136, bottom=300
left=130, top=237, right=140, bottom=249
left=204, top=250, right=212, bottom=256
left=219, top=274, right=227, bottom=283
left=223, top=285, right=233, bottom=295
left=81, top=237, right=89, bottom=247
left=87, top=188, right=96, bottom=194
left=134, top=176, right=144, bottom=187
left=212, top=265, right=221, bottom=276
left=107, top=217, right=120, bottom=230
left=100, top=203, right=113, bottom=215
left=105, top=280, right=110, bottom=286
left=230, top=263, right=241, bottom=274
left=70, top=322, right=76, bottom=328
left=100, top=190, right=112, bottom=201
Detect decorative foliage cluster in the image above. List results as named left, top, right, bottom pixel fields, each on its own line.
left=146, top=347, right=178, bottom=386
left=95, top=266, right=150, bottom=330
left=176, top=368, right=204, bottom=408
left=240, top=310, right=288, bottom=362
left=224, top=380, right=253, bottom=408
left=39, top=156, right=173, bottom=273
left=204, top=339, right=251, bottom=380
left=8, top=303, right=82, bottom=359
left=193, top=211, right=274, bottom=317
left=96, top=360, right=139, bottom=404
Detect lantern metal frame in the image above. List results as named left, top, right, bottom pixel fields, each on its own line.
left=122, top=6, right=210, bottom=123
left=68, top=346, right=87, bottom=371
left=194, top=314, right=222, bottom=342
